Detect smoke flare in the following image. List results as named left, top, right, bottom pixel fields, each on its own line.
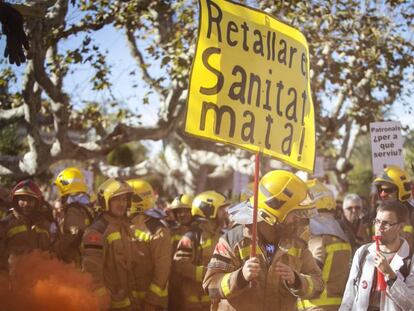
left=0, top=251, right=109, bottom=311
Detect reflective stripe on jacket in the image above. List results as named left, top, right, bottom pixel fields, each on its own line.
left=299, top=234, right=351, bottom=311
left=203, top=224, right=324, bottom=311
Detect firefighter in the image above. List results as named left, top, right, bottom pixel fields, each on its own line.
left=203, top=170, right=324, bottom=311
left=373, top=165, right=414, bottom=249
left=53, top=167, right=95, bottom=264
left=170, top=194, right=194, bottom=251
left=0, top=180, right=51, bottom=271
left=82, top=178, right=136, bottom=310
left=127, top=178, right=172, bottom=311
left=173, top=191, right=230, bottom=311
left=168, top=194, right=194, bottom=310
left=298, top=179, right=352, bottom=311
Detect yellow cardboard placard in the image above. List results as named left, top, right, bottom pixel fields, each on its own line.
left=185, top=0, right=315, bottom=172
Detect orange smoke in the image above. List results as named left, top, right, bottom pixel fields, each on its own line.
left=0, top=251, right=109, bottom=311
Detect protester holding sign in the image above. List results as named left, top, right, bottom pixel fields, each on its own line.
left=203, top=170, right=323, bottom=311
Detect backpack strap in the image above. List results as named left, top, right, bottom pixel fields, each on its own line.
left=400, top=244, right=414, bottom=280
left=353, top=243, right=371, bottom=288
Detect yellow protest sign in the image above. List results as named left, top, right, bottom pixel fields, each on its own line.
left=185, top=0, right=315, bottom=172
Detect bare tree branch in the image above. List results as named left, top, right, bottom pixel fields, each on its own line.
left=125, top=23, right=164, bottom=96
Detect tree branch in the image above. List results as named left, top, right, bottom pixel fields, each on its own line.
left=125, top=23, right=164, bottom=96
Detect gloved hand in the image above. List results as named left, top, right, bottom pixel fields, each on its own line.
left=242, top=257, right=261, bottom=282
left=0, top=1, right=29, bottom=66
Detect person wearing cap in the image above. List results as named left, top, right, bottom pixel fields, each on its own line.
left=203, top=170, right=323, bottom=311
left=81, top=178, right=136, bottom=311
left=0, top=180, right=51, bottom=271
left=339, top=193, right=371, bottom=254
left=373, top=165, right=414, bottom=250
left=173, top=190, right=230, bottom=311
left=298, top=179, right=352, bottom=311
left=53, top=167, right=95, bottom=264
left=127, top=179, right=172, bottom=311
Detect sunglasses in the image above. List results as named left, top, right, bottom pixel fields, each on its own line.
left=377, top=187, right=397, bottom=194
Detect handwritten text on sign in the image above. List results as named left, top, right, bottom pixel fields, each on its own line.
left=185, top=0, right=315, bottom=172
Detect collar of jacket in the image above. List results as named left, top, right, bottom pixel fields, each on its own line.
left=368, top=238, right=409, bottom=271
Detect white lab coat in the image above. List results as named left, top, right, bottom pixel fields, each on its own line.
left=339, top=239, right=414, bottom=311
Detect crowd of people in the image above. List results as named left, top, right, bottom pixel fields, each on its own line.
left=0, top=165, right=413, bottom=311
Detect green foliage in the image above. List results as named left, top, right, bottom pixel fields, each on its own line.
left=347, top=134, right=373, bottom=197
left=107, top=144, right=134, bottom=167
left=403, top=129, right=414, bottom=179
left=0, top=123, right=26, bottom=187
left=107, top=142, right=148, bottom=167
left=0, top=123, right=24, bottom=156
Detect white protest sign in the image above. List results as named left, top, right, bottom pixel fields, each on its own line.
left=370, top=121, right=404, bottom=176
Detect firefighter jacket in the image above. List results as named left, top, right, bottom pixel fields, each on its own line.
left=171, top=224, right=191, bottom=253
left=298, top=213, right=352, bottom=311
left=203, top=224, right=324, bottom=311
left=400, top=201, right=414, bottom=252
left=54, top=201, right=94, bottom=264
left=0, top=211, right=51, bottom=270
left=339, top=239, right=414, bottom=311
left=82, top=213, right=137, bottom=311
left=169, top=224, right=192, bottom=311
left=130, top=213, right=172, bottom=310
left=172, top=221, right=221, bottom=311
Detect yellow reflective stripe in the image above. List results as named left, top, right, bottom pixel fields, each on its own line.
left=171, top=234, right=182, bottom=243
left=287, top=247, right=302, bottom=257
left=325, top=242, right=352, bottom=254
left=238, top=245, right=263, bottom=260
left=201, top=238, right=212, bottom=249
left=132, top=290, right=146, bottom=299
left=298, top=296, right=343, bottom=309
left=220, top=273, right=231, bottom=297
left=93, top=287, right=107, bottom=296
left=111, top=297, right=131, bottom=309
left=319, top=242, right=351, bottom=300
left=107, top=231, right=121, bottom=243
left=187, top=295, right=211, bottom=303
left=195, top=265, right=204, bottom=282
left=305, top=275, right=314, bottom=297
left=403, top=225, right=413, bottom=234
left=34, top=227, right=49, bottom=236
left=134, top=229, right=151, bottom=242
left=149, top=283, right=168, bottom=297
left=7, top=225, right=28, bottom=238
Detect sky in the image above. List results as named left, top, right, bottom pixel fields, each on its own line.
left=0, top=1, right=412, bottom=157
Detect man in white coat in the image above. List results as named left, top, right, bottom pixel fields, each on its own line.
left=340, top=200, right=414, bottom=311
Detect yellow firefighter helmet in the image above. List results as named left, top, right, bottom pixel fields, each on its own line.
left=306, top=179, right=336, bottom=211
left=170, top=194, right=193, bottom=210
left=97, top=178, right=132, bottom=211
left=373, top=165, right=412, bottom=201
left=127, top=179, right=155, bottom=213
left=251, top=170, right=314, bottom=225
left=54, top=167, right=88, bottom=197
left=192, top=191, right=229, bottom=220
